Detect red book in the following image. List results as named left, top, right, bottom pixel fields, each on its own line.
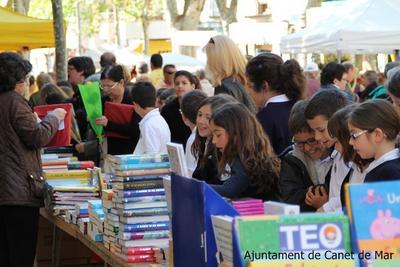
left=34, top=103, right=72, bottom=147
left=124, top=254, right=156, bottom=263
left=122, top=246, right=159, bottom=255
left=104, top=101, right=135, bottom=140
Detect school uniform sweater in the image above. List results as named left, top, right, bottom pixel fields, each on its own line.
left=256, top=95, right=293, bottom=155
left=364, top=149, right=400, bottom=182
left=211, top=158, right=280, bottom=201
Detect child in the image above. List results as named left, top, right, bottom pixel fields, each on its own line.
left=192, top=94, right=237, bottom=184
left=348, top=99, right=400, bottom=182
left=180, top=90, right=208, bottom=176
left=304, top=89, right=351, bottom=212
left=130, top=82, right=171, bottom=154
left=246, top=53, right=306, bottom=154
left=279, top=100, right=331, bottom=212
left=209, top=103, right=280, bottom=200
left=160, top=70, right=197, bottom=147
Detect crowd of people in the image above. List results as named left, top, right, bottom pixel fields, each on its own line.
left=2, top=34, right=400, bottom=265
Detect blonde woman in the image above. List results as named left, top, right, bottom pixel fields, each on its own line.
left=204, top=35, right=256, bottom=113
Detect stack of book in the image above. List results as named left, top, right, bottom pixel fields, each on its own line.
left=232, top=198, right=265, bottom=215
left=211, top=215, right=234, bottom=265
left=107, top=153, right=171, bottom=264
left=88, top=200, right=104, bottom=242
left=102, top=189, right=119, bottom=251
left=44, top=168, right=102, bottom=216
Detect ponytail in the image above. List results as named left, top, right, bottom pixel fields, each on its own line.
left=280, top=59, right=306, bottom=102
left=246, top=53, right=305, bottom=102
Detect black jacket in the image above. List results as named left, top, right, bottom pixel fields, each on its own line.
left=214, top=77, right=256, bottom=113
left=279, top=150, right=316, bottom=212
left=160, top=97, right=191, bottom=148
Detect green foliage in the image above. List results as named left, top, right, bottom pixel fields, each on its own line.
left=28, top=0, right=164, bottom=36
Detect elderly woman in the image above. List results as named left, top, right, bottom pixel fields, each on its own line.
left=0, top=52, right=66, bottom=266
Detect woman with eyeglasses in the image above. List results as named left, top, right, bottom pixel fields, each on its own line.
left=348, top=100, right=400, bottom=183
left=204, top=35, right=256, bottom=113
left=93, top=64, right=140, bottom=155
left=0, top=52, right=66, bottom=266
left=279, top=101, right=331, bottom=212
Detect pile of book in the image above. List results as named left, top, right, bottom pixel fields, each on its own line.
left=231, top=198, right=265, bottom=215
left=44, top=167, right=102, bottom=216
left=102, top=189, right=119, bottom=251
left=88, top=200, right=104, bottom=242
left=106, top=153, right=171, bottom=264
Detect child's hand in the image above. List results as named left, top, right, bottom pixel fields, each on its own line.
left=305, top=185, right=328, bottom=209
left=94, top=116, right=108, bottom=126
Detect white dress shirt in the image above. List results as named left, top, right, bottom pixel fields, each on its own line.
left=323, top=150, right=351, bottom=212
left=185, top=127, right=197, bottom=177
left=134, top=108, right=171, bottom=155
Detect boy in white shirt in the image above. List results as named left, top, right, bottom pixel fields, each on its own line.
left=131, top=82, right=171, bottom=154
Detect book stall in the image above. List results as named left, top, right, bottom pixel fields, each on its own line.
left=35, top=107, right=399, bottom=267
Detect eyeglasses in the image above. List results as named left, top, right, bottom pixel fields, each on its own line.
left=292, top=138, right=318, bottom=148
left=100, top=82, right=118, bottom=90
left=350, top=130, right=369, bottom=140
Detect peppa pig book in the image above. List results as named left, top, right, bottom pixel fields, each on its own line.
left=347, top=181, right=400, bottom=267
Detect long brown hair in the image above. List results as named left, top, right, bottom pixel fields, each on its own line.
left=192, top=95, right=238, bottom=168
left=210, top=103, right=280, bottom=195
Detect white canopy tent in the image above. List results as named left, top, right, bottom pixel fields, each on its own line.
left=280, top=0, right=400, bottom=54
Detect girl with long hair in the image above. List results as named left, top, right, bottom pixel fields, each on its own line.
left=209, top=103, right=281, bottom=200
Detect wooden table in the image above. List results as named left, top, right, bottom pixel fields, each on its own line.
left=40, top=209, right=162, bottom=267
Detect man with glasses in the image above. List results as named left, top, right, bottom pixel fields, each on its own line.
left=279, top=101, right=332, bottom=212
left=157, top=64, right=176, bottom=89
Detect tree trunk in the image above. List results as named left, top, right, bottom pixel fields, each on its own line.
left=52, top=0, right=67, bottom=81
left=167, top=0, right=206, bottom=57
left=215, top=0, right=238, bottom=35
left=142, top=0, right=151, bottom=55
left=14, top=0, right=30, bottom=14
left=113, top=4, right=121, bottom=46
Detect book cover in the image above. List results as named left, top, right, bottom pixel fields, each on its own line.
left=34, top=103, right=72, bottom=147
left=104, top=101, right=135, bottom=139
left=44, top=170, right=90, bottom=179
left=113, top=195, right=166, bottom=204
left=115, top=201, right=167, bottom=210
left=120, top=230, right=170, bottom=240
left=122, top=221, right=170, bottom=233
left=235, top=213, right=352, bottom=265
left=117, top=207, right=169, bottom=217
left=111, top=174, right=165, bottom=183
left=348, top=181, right=400, bottom=266
left=107, top=153, right=169, bottom=165
left=113, top=180, right=165, bottom=190
left=166, top=142, right=189, bottom=177
left=120, top=215, right=170, bottom=225
left=117, top=188, right=165, bottom=198
left=112, top=162, right=171, bottom=171
left=122, top=246, right=160, bottom=256
left=114, top=168, right=170, bottom=177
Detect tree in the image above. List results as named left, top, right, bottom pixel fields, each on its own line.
left=167, top=0, right=206, bottom=56
left=215, top=0, right=238, bottom=35
left=122, top=0, right=164, bottom=55
left=11, top=0, right=30, bottom=14
left=51, top=0, right=67, bottom=81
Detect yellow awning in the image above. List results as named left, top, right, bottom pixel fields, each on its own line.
left=0, top=6, right=56, bottom=50
left=134, top=39, right=172, bottom=55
